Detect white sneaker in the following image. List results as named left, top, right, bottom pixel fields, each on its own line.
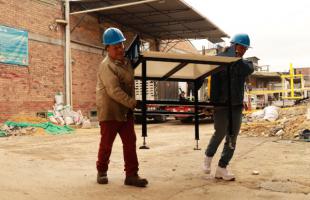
left=203, top=156, right=213, bottom=174
left=215, top=166, right=235, bottom=181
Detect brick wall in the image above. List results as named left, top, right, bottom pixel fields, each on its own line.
left=0, top=0, right=63, bottom=39
left=71, top=49, right=102, bottom=116
left=0, top=0, right=198, bottom=122
left=71, top=15, right=102, bottom=46
left=0, top=41, right=64, bottom=122
left=160, top=40, right=198, bottom=54
left=0, top=0, right=104, bottom=122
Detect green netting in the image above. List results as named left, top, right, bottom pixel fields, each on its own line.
left=0, top=130, right=7, bottom=137
left=4, top=121, right=74, bottom=135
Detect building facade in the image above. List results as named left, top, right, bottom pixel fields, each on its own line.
left=0, top=0, right=199, bottom=122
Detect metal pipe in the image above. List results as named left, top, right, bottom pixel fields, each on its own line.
left=65, top=0, right=72, bottom=106
left=142, top=100, right=212, bottom=106
left=194, top=82, right=199, bottom=139
left=70, top=0, right=161, bottom=15
left=193, top=81, right=201, bottom=150
left=141, top=59, right=147, bottom=138
left=139, top=59, right=150, bottom=149
left=290, top=63, right=295, bottom=98
left=227, top=64, right=234, bottom=150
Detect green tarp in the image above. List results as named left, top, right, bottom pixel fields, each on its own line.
left=0, top=130, right=7, bottom=137
left=4, top=121, right=74, bottom=135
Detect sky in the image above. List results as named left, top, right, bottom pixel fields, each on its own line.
left=184, top=0, right=310, bottom=72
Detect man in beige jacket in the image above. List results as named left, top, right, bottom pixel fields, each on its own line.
left=96, top=27, right=148, bottom=187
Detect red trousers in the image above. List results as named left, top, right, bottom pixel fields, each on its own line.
left=96, top=117, right=139, bottom=176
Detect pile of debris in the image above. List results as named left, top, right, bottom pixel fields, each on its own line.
left=0, top=93, right=93, bottom=138
left=0, top=116, right=52, bottom=137
left=47, top=92, right=91, bottom=128
left=241, top=105, right=310, bottom=140
left=0, top=125, right=43, bottom=137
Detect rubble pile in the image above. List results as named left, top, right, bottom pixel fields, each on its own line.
left=0, top=116, right=47, bottom=137
left=241, top=105, right=310, bottom=140
left=0, top=118, right=74, bottom=137
left=0, top=125, right=45, bottom=137
left=0, top=93, right=93, bottom=138
left=47, top=92, right=91, bottom=128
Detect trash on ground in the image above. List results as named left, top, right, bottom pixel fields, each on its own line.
left=252, top=170, right=260, bottom=175
left=47, top=92, right=90, bottom=128
left=241, top=105, right=310, bottom=140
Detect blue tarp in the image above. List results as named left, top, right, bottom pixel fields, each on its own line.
left=0, top=25, right=29, bottom=66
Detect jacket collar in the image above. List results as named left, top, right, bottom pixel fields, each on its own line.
left=108, top=56, right=128, bottom=67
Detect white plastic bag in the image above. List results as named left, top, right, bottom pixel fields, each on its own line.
left=55, top=116, right=65, bottom=125
left=64, top=116, right=74, bottom=125
left=250, top=110, right=265, bottom=119
left=306, top=108, right=310, bottom=120
left=81, top=119, right=91, bottom=129
left=263, top=106, right=279, bottom=121
left=73, top=110, right=84, bottom=125
left=48, top=116, right=58, bottom=124
left=55, top=92, right=64, bottom=105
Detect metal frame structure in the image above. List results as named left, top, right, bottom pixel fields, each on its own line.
left=63, top=0, right=229, bottom=106
left=132, top=51, right=240, bottom=150
left=62, top=1, right=238, bottom=150
left=281, top=63, right=304, bottom=99
left=70, top=0, right=228, bottom=42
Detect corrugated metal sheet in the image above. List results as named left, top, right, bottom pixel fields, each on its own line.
left=71, top=0, right=228, bottom=43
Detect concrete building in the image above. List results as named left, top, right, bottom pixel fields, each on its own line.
left=296, top=67, right=310, bottom=87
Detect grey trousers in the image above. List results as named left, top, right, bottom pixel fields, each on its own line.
left=205, top=106, right=243, bottom=168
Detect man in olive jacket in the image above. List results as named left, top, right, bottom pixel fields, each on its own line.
left=203, top=34, right=254, bottom=181
left=96, top=27, right=148, bottom=187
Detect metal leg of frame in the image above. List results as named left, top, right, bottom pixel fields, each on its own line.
left=227, top=64, right=234, bottom=150
left=139, top=59, right=150, bottom=149
left=193, top=81, right=201, bottom=150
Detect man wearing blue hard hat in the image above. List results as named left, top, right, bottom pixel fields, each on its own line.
left=203, top=33, right=254, bottom=181
left=96, top=27, right=148, bottom=187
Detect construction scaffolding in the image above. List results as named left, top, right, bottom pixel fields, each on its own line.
left=245, top=64, right=310, bottom=109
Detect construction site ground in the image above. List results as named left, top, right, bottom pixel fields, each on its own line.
left=0, top=120, right=309, bottom=200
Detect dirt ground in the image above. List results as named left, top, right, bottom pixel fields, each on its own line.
left=0, top=120, right=310, bottom=200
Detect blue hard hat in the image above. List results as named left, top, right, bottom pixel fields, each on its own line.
left=103, top=27, right=126, bottom=45
left=231, top=33, right=250, bottom=48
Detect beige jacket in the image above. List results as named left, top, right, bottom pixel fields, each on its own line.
left=96, top=56, right=136, bottom=121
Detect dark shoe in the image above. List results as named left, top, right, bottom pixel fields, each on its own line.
left=97, top=172, right=108, bottom=184
left=124, top=175, right=148, bottom=187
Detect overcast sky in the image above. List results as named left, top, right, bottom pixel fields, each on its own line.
left=184, top=0, right=310, bottom=72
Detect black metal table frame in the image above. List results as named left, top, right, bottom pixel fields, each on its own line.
left=133, top=54, right=236, bottom=150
